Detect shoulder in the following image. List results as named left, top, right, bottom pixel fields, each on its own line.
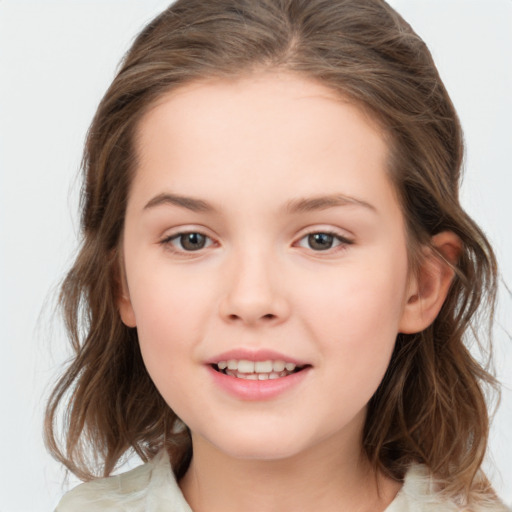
left=388, top=464, right=511, bottom=512
left=55, top=450, right=192, bottom=512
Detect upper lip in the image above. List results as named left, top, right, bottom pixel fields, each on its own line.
left=206, top=348, right=308, bottom=367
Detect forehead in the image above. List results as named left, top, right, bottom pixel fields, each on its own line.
left=131, top=72, right=398, bottom=218
left=136, top=71, right=386, bottom=159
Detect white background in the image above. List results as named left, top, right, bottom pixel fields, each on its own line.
left=0, top=1, right=510, bottom=510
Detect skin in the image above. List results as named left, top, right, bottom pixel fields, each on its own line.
left=119, top=72, right=459, bottom=512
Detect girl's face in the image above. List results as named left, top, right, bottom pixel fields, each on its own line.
left=120, top=72, right=415, bottom=461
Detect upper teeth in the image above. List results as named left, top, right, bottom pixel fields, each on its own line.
left=217, top=359, right=297, bottom=373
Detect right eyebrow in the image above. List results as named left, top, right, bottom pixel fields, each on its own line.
left=284, top=193, right=377, bottom=214
left=143, top=193, right=215, bottom=213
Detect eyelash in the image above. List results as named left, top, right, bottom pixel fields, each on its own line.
left=295, top=231, right=353, bottom=253
left=159, top=230, right=353, bottom=255
left=160, top=231, right=215, bottom=254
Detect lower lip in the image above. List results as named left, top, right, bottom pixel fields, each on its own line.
left=207, top=366, right=310, bottom=401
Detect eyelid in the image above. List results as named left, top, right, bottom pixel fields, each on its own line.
left=295, top=224, right=354, bottom=240
left=293, top=227, right=354, bottom=253
left=158, top=226, right=218, bottom=255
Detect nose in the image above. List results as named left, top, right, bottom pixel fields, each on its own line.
left=218, top=248, right=290, bottom=326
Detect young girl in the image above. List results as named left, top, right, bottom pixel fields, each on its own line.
left=46, top=0, right=509, bottom=510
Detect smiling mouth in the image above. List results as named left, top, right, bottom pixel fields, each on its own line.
left=212, top=359, right=307, bottom=380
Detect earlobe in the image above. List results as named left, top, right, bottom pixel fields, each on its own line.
left=399, top=231, right=462, bottom=334
left=116, top=256, right=137, bottom=328
left=118, top=290, right=137, bottom=328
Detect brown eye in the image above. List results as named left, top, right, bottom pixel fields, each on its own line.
left=164, top=232, right=213, bottom=252
left=307, top=233, right=335, bottom=251
left=179, top=233, right=208, bottom=251
left=296, top=231, right=353, bottom=252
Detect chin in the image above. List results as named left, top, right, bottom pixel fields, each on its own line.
left=202, top=427, right=315, bottom=462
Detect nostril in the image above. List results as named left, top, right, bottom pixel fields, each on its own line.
left=226, top=313, right=276, bottom=321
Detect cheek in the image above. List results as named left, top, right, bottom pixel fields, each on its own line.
left=129, top=259, right=213, bottom=327
left=127, top=265, right=216, bottom=375
left=296, top=250, right=408, bottom=371
left=131, top=280, right=211, bottom=417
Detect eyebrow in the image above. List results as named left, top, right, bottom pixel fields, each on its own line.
left=143, top=192, right=376, bottom=214
left=144, top=193, right=214, bottom=212
left=284, top=194, right=377, bottom=214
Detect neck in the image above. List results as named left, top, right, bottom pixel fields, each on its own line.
left=179, top=427, right=401, bottom=512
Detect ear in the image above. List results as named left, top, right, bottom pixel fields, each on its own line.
left=116, top=253, right=137, bottom=328
left=399, top=231, right=462, bottom=334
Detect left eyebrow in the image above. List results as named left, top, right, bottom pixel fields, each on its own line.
left=284, top=194, right=377, bottom=214
left=143, top=193, right=215, bottom=213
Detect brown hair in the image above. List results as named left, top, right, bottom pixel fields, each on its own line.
left=45, top=0, right=498, bottom=502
